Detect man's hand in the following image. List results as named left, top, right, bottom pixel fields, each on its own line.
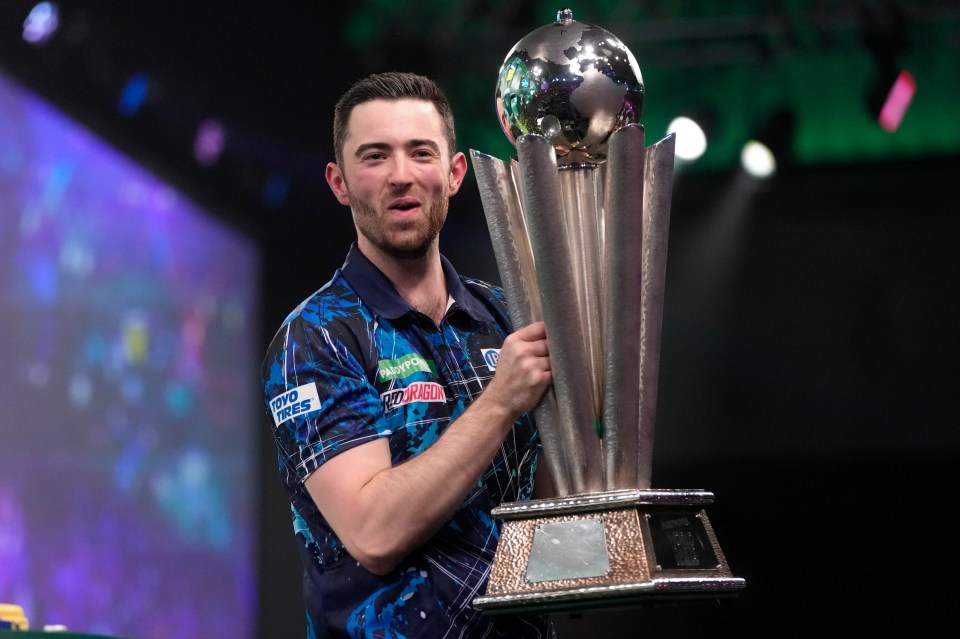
left=482, top=320, right=552, bottom=415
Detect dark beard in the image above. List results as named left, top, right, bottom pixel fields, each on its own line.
left=380, top=237, right=432, bottom=260
left=351, top=190, right=447, bottom=260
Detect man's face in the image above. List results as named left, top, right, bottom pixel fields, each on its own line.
left=326, top=98, right=466, bottom=260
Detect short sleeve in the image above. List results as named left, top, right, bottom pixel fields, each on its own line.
left=261, top=314, right=385, bottom=482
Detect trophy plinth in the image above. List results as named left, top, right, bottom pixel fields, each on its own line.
left=474, top=490, right=744, bottom=613
left=472, top=8, right=744, bottom=614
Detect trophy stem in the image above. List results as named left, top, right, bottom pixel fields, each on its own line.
left=557, top=165, right=606, bottom=428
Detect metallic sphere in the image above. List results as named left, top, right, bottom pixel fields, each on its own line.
left=495, top=8, right=644, bottom=165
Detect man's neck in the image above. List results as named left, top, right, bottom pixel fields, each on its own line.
left=360, top=242, right=448, bottom=325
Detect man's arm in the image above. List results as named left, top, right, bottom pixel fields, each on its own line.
left=305, top=321, right=551, bottom=575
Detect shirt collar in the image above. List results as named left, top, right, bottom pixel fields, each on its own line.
left=340, top=243, right=495, bottom=323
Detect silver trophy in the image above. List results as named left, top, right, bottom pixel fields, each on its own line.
left=471, top=9, right=745, bottom=613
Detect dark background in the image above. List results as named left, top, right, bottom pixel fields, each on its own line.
left=2, top=1, right=958, bottom=636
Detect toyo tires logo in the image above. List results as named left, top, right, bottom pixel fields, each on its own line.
left=269, top=382, right=321, bottom=426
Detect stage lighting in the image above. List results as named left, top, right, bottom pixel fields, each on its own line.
left=740, top=109, right=795, bottom=179
left=740, top=140, right=776, bottom=179
left=117, top=72, right=150, bottom=117
left=861, top=0, right=914, bottom=132
left=22, top=2, right=60, bottom=45
left=194, top=118, right=227, bottom=167
left=668, top=115, right=708, bottom=162
left=869, top=66, right=915, bottom=133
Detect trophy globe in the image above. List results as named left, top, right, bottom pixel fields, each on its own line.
left=495, top=8, right=645, bottom=165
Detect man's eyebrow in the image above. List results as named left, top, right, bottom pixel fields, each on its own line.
left=408, top=139, right=441, bottom=152
left=353, top=139, right=441, bottom=158
left=353, top=142, right=390, bottom=158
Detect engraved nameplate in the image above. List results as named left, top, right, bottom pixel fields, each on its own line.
left=525, top=518, right=610, bottom=582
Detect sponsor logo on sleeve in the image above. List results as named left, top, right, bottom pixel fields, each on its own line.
left=270, top=382, right=321, bottom=426
left=377, top=353, right=437, bottom=382
left=481, top=348, right=500, bottom=371
left=380, top=381, right=446, bottom=412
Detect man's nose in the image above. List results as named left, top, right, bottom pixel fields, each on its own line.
left=388, top=157, right=414, bottom=186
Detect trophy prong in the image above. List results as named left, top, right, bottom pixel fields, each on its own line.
left=602, top=123, right=646, bottom=491
left=517, top=134, right=605, bottom=495
left=471, top=149, right=572, bottom=497
left=637, top=133, right=676, bottom=488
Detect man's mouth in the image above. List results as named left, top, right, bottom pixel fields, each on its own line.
left=388, top=198, right=421, bottom=213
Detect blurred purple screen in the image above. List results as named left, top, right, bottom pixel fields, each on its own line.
left=0, top=68, right=259, bottom=639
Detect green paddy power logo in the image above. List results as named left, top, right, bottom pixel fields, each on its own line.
left=377, top=353, right=437, bottom=382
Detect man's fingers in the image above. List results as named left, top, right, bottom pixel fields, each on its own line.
left=514, top=320, right=547, bottom=341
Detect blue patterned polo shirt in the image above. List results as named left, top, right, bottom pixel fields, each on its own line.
left=261, top=243, right=553, bottom=638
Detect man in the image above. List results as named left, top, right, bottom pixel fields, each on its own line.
left=261, top=71, right=556, bottom=638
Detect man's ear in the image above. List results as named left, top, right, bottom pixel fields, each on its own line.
left=447, top=152, right=468, bottom=196
left=325, top=162, right=351, bottom=205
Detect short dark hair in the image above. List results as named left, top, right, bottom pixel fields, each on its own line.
left=332, top=71, right=457, bottom=166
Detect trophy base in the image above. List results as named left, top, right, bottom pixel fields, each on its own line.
left=474, top=489, right=745, bottom=615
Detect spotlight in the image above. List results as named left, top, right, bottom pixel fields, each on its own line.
left=667, top=115, right=708, bottom=163
left=118, top=72, right=150, bottom=117
left=861, top=0, right=914, bottom=132
left=740, top=140, right=776, bottom=179
left=868, top=66, right=915, bottom=133
left=740, top=109, right=795, bottom=179
left=22, top=2, right=60, bottom=45
left=194, top=119, right=227, bottom=167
